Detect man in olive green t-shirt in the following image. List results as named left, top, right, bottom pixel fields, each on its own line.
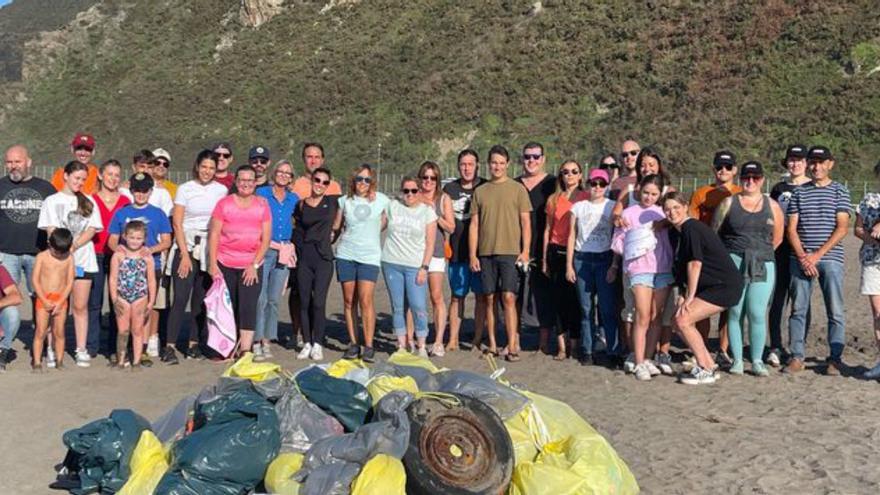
left=468, top=144, right=532, bottom=361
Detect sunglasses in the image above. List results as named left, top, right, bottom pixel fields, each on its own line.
left=420, top=175, right=438, bottom=182
left=741, top=175, right=763, bottom=182
left=155, top=160, right=169, bottom=168
left=313, top=178, right=331, bottom=186
left=523, top=153, right=543, bottom=161
left=74, top=145, right=93, bottom=152
left=589, top=180, right=608, bottom=188
left=354, top=176, right=372, bottom=184
left=621, top=150, right=639, bottom=158
left=401, top=188, right=419, bottom=195
left=714, top=164, right=735, bottom=171
left=275, top=171, right=293, bottom=177
left=215, top=152, right=231, bottom=159
left=250, top=158, right=269, bottom=165
left=561, top=169, right=580, bottom=176
left=600, top=162, right=619, bottom=169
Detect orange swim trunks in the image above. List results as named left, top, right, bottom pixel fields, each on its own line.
left=36, top=292, right=67, bottom=312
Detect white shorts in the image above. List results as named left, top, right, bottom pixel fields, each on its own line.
left=861, top=264, right=880, bottom=295
left=428, top=256, right=447, bottom=273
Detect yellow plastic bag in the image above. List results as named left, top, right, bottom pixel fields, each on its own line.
left=366, top=375, right=419, bottom=405
left=387, top=349, right=442, bottom=372
left=265, top=452, right=304, bottom=495
left=117, top=431, right=169, bottom=495
left=505, top=391, right=640, bottom=495
left=326, top=358, right=367, bottom=378
left=222, top=352, right=281, bottom=382
left=351, top=454, right=406, bottom=495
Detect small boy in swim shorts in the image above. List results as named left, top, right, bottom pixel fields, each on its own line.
left=31, top=229, right=76, bottom=371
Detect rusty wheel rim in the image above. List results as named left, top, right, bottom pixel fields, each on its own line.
left=418, top=407, right=495, bottom=488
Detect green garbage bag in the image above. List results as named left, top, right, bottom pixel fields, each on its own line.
left=155, top=380, right=281, bottom=495
left=295, top=366, right=371, bottom=432
left=61, top=409, right=151, bottom=495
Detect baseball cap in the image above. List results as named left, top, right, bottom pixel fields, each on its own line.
left=713, top=150, right=736, bottom=167
left=71, top=133, right=95, bottom=151
left=784, top=144, right=808, bottom=160
left=588, top=169, right=610, bottom=182
left=739, top=161, right=764, bottom=178
left=152, top=148, right=171, bottom=163
left=249, top=145, right=270, bottom=161
left=129, top=172, right=154, bottom=192
left=807, top=146, right=833, bottom=161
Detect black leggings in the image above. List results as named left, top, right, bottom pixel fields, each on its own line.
left=220, top=263, right=262, bottom=330
left=297, top=243, right=334, bottom=345
left=166, top=251, right=210, bottom=347
left=547, top=244, right=582, bottom=338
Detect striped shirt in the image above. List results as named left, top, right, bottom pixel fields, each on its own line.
left=786, top=181, right=852, bottom=263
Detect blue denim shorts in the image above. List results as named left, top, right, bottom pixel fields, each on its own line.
left=336, top=258, right=380, bottom=283
left=447, top=261, right=483, bottom=297
left=629, top=272, right=674, bottom=289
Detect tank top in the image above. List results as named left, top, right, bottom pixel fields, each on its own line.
left=718, top=194, right=774, bottom=281
left=433, top=195, right=445, bottom=258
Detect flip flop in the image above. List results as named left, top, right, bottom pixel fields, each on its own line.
left=506, top=352, right=521, bottom=362
left=553, top=352, right=567, bottom=361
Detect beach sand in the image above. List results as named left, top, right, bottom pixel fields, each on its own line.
left=2, top=235, right=880, bottom=494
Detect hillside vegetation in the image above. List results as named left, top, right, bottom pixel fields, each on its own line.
left=0, top=0, right=879, bottom=178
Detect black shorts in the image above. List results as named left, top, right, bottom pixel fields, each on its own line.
left=219, top=263, right=262, bottom=330
left=478, top=255, right=518, bottom=294
left=697, top=282, right=743, bottom=310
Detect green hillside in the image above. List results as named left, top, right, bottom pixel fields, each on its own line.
left=1, top=0, right=879, bottom=178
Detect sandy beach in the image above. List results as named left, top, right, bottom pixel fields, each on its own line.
left=2, top=235, right=880, bottom=494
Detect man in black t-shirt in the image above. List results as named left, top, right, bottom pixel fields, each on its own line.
left=443, top=149, right=487, bottom=351
left=0, top=145, right=55, bottom=365
left=515, top=142, right=557, bottom=351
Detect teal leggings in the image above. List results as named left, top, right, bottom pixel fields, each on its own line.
left=727, top=254, right=776, bottom=364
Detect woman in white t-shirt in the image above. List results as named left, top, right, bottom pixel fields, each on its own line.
left=163, top=150, right=228, bottom=363
left=38, top=161, right=103, bottom=368
left=565, top=168, right=620, bottom=367
left=382, top=177, right=438, bottom=356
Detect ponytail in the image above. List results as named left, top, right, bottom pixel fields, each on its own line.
left=63, top=161, right=93, bottom=217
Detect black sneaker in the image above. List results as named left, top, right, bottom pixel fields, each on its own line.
left=578, top=354, right=594, bottom=366
left=0, top=349, right=7, bottom=372
left=185, top=346, right=205, bottom=360
left=160, top=347, right=179, bottom=365
left=362, top=346, right=376, bottom=363
left=343, top=344, right=360, bottom=360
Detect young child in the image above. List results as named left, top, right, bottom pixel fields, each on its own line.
left=32, top=229, right=76, bottom=372
left=109, top=221, right=156, bottom=369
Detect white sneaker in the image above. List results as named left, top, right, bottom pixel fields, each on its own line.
left=634, top=363, right=652, bottom=381
left=76, top=349, right=91, bottom=368
left=47, top=347, right=56, bottom=369
left=623, top=353, right=636, bottom=373
left=310, top=344, right=323, bottom=361
left=252, top=343, right=265, bottom=362
left=147, top=336, right=160, bottom=357
left=262, top=343, right=273, bottom=360
left=297, top=343, right=313, bottom=360
left=430, top=343, right=445, bottom=357
left=645, top=360, right=662, bottom=376
left=408, top=342, right=417, bottom=354
left=682, top=355, right=697, bottom=373
left=766, top=349, right=781, bottom=367
left=655, top=353, right=675, bottom=376
left=679, top=366, right=717, bottom=385
left=417, top=346, right=429, bottom=358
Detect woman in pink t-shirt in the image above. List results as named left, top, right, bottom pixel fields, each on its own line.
left=208, top=165, right=271, bottom=355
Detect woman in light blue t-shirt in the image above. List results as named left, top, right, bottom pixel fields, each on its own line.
left=333, top=164, right=389, bottom=363
left=382, top=176, right=438, bottom=356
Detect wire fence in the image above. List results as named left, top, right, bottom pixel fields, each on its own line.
left=32, top=164, right=875, bottom=202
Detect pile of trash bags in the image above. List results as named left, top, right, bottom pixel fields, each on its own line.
left=54, top=351, right=640, bottom=494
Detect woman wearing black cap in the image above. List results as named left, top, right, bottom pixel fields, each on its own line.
left=712, top=162, right=784, bottom=377
left=766, top=145, right=812, bottom=367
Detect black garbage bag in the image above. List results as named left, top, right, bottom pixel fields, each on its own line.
left=294, top=366, right=370, bottom=432
left=60, top=409, right=151, bottom=495
left=154, top=380, right=281, bottom=495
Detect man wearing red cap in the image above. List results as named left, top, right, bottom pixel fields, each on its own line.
left=51, top=134, right=100, bottom=194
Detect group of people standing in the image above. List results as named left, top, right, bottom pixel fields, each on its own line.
left=0, top=134, right=877, bottom=386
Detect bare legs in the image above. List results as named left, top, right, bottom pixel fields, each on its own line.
left=674, top=297, right=724, bottom=370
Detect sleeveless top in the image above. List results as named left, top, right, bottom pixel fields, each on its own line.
left=718, top=194, right=774, bottom=282
left=432, top=195, right=445, bottom=258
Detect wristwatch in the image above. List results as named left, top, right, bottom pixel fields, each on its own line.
left=420, top=264, right=429, bottom=271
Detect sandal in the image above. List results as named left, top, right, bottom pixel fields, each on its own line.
left=445, top=342, right=459, bottom=352
left=506, top=352, right=521, bottom=362
left=553, top=352, right=567, bottom=361
left=484, top=347, right=499, bottom=357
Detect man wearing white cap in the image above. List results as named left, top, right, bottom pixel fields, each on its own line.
left=151, top=148, right=177, bottom=199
